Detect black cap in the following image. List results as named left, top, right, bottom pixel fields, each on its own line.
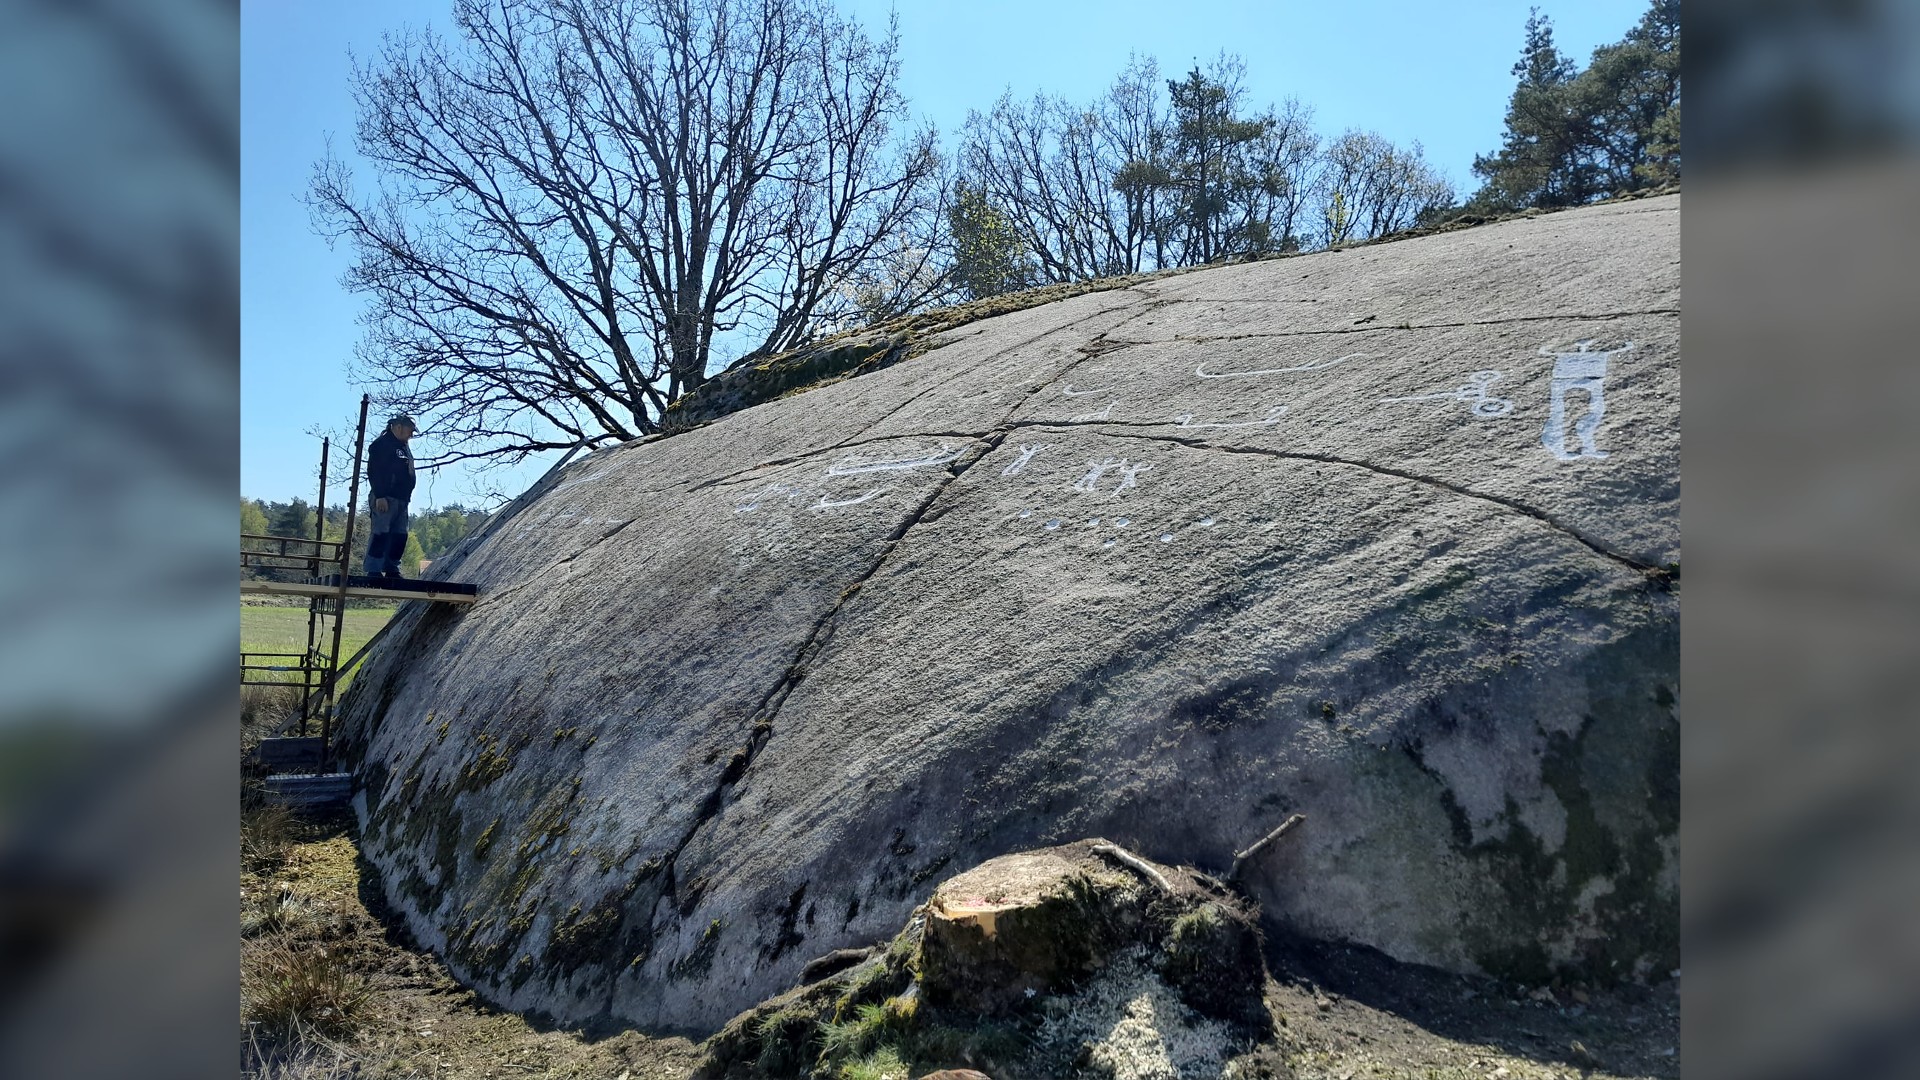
left=389, top=414, right=416, bottom=430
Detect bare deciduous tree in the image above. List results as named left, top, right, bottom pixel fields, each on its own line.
left=310, top=0, right=941, bottom=464
left=958, top=54, right=1172, bottom=284
left=961, top=54, right=1411, bottom=276
left=1316, top=130, right=1455, bottom=247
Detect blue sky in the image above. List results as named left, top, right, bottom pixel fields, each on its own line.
left=242, top=0, right=1649, bottom=506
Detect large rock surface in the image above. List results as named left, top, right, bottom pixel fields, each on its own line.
left=339, top=195, right=1681, bottom=1034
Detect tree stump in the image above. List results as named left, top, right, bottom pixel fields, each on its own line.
left=918, top=845, right=1141, bottom=1014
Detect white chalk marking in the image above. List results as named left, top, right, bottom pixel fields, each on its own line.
left=1539, top=341, right=1631, bottom=461
left=1001, top=444, right=1051, bottom=476
left=1195, top=352, right=1371, bottom=379
left=1379, top=370, right=1514, bottom=418
left=1071, top=401, right=1116, bottom=422
left=1061, top=385, right=1112, bottom=397
left=813, top=487, right=891, bottom=509
left=825, top=445, right=963, bottom=476
left=1174, top=405, right=1287, bottom=429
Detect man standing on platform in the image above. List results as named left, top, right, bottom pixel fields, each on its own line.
left=365, top=414, right=417, bottom=581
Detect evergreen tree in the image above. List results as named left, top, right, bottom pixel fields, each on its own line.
left=1164, top=62, right=1272, bottom=262
left=1469, top=9, right=1596, bottom=212
left=1469, top=1, right=1681, bottom=213
left=1641, top=101, right=1681, bottom=185
left=268, top=497, right=315, bottom=540
left=1575, top=0, right=1681, bottom=191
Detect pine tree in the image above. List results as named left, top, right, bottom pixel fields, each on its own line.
left=1164, top=65, right=1272, bottom=263
left=1576, top=0, right=1681, bottom=190
left=1469, top=9, right=1597, bottom=211
left=1469, top=1, right=1680, bottom=212
left=268, top=498, right=315, bottom=540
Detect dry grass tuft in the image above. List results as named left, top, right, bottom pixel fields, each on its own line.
left=242, top=938, right=373, bottom=1045
left=242, top=683, right=304, bottom=736
left=242, top=801, right=299, bottom=873
left=242, top=881, right=326, bottom=939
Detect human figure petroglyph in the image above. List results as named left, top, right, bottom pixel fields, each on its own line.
left=1001, top=444, right=1051, bottom=476
left=1070, top=457, right=1151, bottom=496
left=1114, top=460, right=1153, bottom=494
left=1540, top=340, right=1631, bottom=461
left=1174, top=405, right=1287, bottom=429
left=1195, top=353, right=1371, bottom=379
left=825, top=445, right=963, bottom=476
left=1379, top=370, right=1514, bottom=418
left=1071, top=401, right=1116, bottom=422
left=1073, top=457, right=1125, bottom=494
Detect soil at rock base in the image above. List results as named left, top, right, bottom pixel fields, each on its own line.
left=1261, top=934, right=1680, bottom=1080
left=241, top=814, right=700, bottom=1079
left=242, top=818, right=1678, bottom=1080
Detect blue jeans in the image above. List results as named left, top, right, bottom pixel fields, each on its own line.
left=366, top=496, right=410, bottom=575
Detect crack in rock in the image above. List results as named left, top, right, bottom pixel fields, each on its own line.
left=1152, top=308, right=1680, bottom=343
left=650, top=435, right=1007, bottom=919
left=1098, top=428, right=1664, bottom=577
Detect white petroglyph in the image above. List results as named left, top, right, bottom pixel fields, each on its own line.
left=1539, top=340, right=1631, bottom=461
left=1113, top=517, right=1131, bottom=527
left=1073, top=458, right=1126, bottom=494
left=825, top=445, right=963, bottom=476
left=1068, top=458, right=1153, bottom=496
left=1379, top=370, right=1515, bottom=418
left=1071, top=401, right=1117, bottom=422
left=1114, top=461, right=1153, bottom=494
left=735, top=483, right=800, bottom=513
left=1061, top=385, right=1112, bottom=397
left=813, top=487, right=891, bottom=509
left=1002, top=444, right=1051, bottom=476
left=1195, top=352, right=1371, bottom=379
left=1174, top=405, right=1287, bottom=429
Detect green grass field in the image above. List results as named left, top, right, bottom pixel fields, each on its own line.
left=242, top=604, right=396, bottom=688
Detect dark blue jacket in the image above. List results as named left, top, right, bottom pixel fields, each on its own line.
left=367, top=431, right=416, bottom=500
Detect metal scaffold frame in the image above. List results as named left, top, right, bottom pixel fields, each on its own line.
left=241, top=394, right=476, bottom=756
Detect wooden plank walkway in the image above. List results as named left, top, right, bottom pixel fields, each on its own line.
left=241, top=577, right=479, bottom=604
